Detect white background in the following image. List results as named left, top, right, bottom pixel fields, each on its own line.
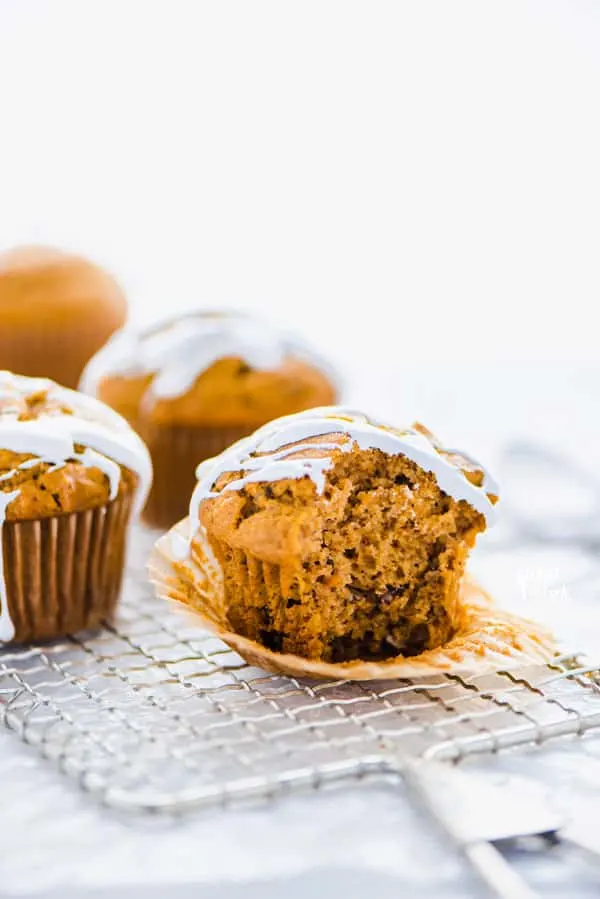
left=0, top=0, right=599, bottom=370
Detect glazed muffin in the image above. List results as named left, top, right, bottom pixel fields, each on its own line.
left=0, top=371, right=151, bottom=643
left=0, top=245, right=127, bottom=388
left=187, top=407, right=498, bottom=662
left=80, top=312, right=338, bottom=529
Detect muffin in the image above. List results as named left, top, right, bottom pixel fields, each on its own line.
left=185, top=407, right=498, bottom=663
left=0, top=245, right=127, bottom=388
left=80, top=312, right=338, bottom=529
left=0, top=371, right=152, bottom=643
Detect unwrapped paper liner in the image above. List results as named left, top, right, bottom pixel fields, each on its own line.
left=150, top=519, right=556, bottom=681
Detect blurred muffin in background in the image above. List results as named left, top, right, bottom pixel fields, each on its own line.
left=0, top=245, right=128, bottom=388
left=81, top=311, right=338, bottom=529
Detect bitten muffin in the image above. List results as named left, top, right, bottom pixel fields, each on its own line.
left=0, top=371, right=152, bottom=644
left=187, top=407, right=498, bottom=663
left=0, top=245, right=127, bottom=388
left=80, top=312, right=338, bottom=529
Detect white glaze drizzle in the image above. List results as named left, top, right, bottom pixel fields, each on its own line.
left=0, top=372, right=153, bottom=642
left=0, top=490, right=19, bottom=641
left=79, top=311, right=337, bottom=405
left=177, top=406, right=498, bottom=558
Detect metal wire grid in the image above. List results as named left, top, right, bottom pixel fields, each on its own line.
left=1, top=532, right=600, bottom=814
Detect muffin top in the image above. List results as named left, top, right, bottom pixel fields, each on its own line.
left=188, top=406, right=498, bottom=552
left=0, top=371, right=152, bottom=523
left=80, top=312, right=338, bottom=426
left=0, top=245, right=127, bottom=329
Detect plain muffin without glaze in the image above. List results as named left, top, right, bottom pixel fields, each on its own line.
left=0, top=371, right=152, bottom=643
left=81, top=312, right=338, bottom=529
left=186, top=407, right=498, bottom=663
left=0, top=245, right=127, bottom=388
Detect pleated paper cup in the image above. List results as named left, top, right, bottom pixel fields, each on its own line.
left=0, top=317, right=126, bottom=390
left=150, top=519, right=556, bottom=681
left=2, top=489, right=133, bottom=643
left=139, top=422, right=253, bottom=530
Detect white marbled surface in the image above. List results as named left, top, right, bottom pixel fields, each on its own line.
left=2, top=362, right=600, bottom=899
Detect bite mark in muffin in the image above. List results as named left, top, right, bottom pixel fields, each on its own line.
left=186, top=407, right=497, bottom=662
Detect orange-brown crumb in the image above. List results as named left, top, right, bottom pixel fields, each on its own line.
left=199, top=444, right=486, bottom=662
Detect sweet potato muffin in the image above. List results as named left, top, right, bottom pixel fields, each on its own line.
left=0, top=245, right=128, bottom=388
left=0, top=371, right=152, bottom=643
left=187, top=407, right=498, bottom=662
left=80, top=312, right=338, bottom=529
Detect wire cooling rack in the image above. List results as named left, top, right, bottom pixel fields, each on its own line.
left=1, top=528, right=600, bottom=815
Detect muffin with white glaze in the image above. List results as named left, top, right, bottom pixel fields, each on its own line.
left=0, top=371, right=151, bottom=643
left=80, top=312, right=337, bottom=529
left=186, top=407, right=498, bottom=662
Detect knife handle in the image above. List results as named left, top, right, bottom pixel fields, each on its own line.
left=464, top=841, right=541, bottom=899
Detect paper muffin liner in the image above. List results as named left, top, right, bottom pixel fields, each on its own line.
left=0, top=316, right=123, bottom=390
left=150, top=519, right=556, bottom=681
left=139, top=422, right=254, bottom=529
left=2, top=489, right=133, bottom=643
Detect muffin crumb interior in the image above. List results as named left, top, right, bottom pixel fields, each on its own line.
left=201, top=444, right=486, bottom=662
